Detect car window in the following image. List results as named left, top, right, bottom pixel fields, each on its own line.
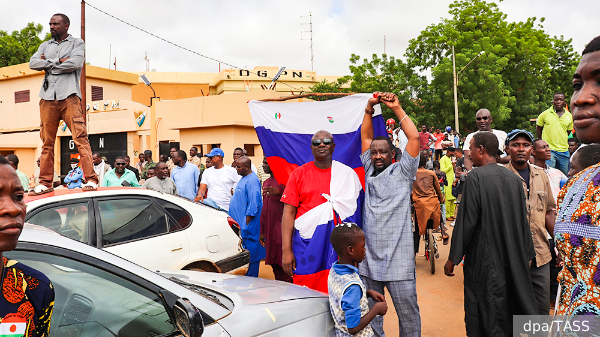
left=155, top=198, right=192, bottom=232
left=4, top=250, right=176, bottom=337
left=27, top=203, right=90, bottom=244
left=98, top=198, right=171, bottom=245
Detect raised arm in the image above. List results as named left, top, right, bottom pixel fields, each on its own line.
left=361, top=94, right=381, bottom=153
left=376, top=92, right=419, bottom=157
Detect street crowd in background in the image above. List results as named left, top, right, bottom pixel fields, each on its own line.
left=2, top=11, right=600, bottom=337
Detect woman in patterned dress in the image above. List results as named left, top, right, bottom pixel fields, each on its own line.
left=554, top=36, right=600, bottom=315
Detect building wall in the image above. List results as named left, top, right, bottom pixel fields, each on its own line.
left=131, top=83, right=210, bottom=106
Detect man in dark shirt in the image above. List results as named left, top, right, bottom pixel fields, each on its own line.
left=124, top=155, right=140, bottom=181
left=0, top=154, right=54, bottom=336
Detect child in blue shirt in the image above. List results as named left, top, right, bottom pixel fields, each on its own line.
left=328, top=223, right=387, bottom=336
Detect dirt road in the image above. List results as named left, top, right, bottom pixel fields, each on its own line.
left=258, top=223, right=466, bottom=336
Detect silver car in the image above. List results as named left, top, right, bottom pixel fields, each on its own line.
left=9, top=225, right=334, bottom=336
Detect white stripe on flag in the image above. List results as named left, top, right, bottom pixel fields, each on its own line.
left=249, top=93, right=381, bottom=134
left=0, top=322, right=26, bottom=335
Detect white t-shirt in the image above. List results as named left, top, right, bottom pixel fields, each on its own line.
left=200, top=166, right=241, bottom=211
left=463, top=129, right=508, bottom=153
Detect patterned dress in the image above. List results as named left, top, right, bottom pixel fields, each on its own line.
left=0, top=257, right=54, bottom=337
left=555, top=163, right=600, bottom=315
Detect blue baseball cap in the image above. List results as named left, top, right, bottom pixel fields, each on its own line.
left=205, top=148, right=225, bottom=157
left=446, top=126, right=452, bottom=132
left=505, top=129, right=534, bottom=146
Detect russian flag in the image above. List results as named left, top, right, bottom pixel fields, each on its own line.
left=248, top=94, right=387, bottom=292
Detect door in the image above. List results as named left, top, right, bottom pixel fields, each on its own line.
left=26, top=200, right=95, bottom=245
left=96, top=196, right=190, bottom=270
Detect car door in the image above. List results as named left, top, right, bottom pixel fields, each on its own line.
left=95, top=196, right=190, bottom=270
left=26, top=199, right=96, bottom=246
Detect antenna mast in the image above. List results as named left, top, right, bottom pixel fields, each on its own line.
left=301, top=12, right=314, bottom=71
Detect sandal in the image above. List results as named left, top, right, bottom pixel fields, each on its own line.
left=81, top=181, right=98, bottom=191
left=442, top=235, right=449, bottom=245
left=29, top=185, right=54, bottom=196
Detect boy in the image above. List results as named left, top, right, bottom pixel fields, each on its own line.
left=0, top=154, right=54, bottom=336
left=328, top=223, right=387, bottom=336
left=568, top=144, right=600, bottom=177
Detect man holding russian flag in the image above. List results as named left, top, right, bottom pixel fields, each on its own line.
left=359, top=92, right=421, bottom=337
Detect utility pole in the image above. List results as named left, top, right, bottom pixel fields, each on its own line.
left=81, top=0, right=86, bottom=125
left=452, top=46, right=484, bottom=133
left=301, top=12, right=314, bottom=71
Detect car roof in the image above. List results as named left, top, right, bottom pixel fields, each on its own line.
left=24, top=187, right=143, bottom=203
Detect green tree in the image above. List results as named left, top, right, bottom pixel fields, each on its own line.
left=404, top=0, right=580, bottom=133
left=0, top=23, right=50, bottom=67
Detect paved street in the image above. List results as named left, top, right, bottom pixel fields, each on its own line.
left=258, top=222, right=466, bottom=336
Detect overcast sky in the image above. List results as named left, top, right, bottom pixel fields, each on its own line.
left=5, top=0, right=599, bottom=76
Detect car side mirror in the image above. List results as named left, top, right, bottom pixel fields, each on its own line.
left=174, top=298, right=204, bottom=337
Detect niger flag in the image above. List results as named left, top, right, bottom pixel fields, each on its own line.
left=0, top=313, right=26, bottom=337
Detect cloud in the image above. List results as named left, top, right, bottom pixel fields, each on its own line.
left=4, top=0, right=597, bottom=76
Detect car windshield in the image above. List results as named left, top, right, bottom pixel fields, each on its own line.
left=168, top=276, right=234, bottom=311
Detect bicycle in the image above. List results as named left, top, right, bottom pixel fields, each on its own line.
left=412, top=206, right=439, bottom=274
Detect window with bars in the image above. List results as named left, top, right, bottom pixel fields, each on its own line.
left=14, top=90, right=30, bottom=103
left=91, top=86, right=103, bottom=101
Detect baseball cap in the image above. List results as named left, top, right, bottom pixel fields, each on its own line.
left=205, top=148, right=225, bottom=157
left=505, top=129, right=534, bottom=146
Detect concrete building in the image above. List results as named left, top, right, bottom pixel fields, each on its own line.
left=0, top=63, right=343, bottom=183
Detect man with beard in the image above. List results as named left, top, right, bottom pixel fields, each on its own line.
left=142, top=162, right=178, bottom=195
left=260, top=157, right=292, bottom=282
left=504, top=130, right=555, bottom=315
left=359, top=92, right=421, bottom=336
left=29, top=13, right=98, bottom=195
left=463, top=109, right=508, bottom=170
left=101, top=157, right=140, bottom=187
left=445, top=131, right=538, bottom=335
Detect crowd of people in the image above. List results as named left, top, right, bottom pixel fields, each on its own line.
left=2, top=11, right=600, bottom=337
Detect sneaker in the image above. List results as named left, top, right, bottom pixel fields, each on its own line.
left=81, top=181, right=98, bottom=191
left=450, top=221, right=455, bottom=227
left=29, top=185, right=54, bottom=196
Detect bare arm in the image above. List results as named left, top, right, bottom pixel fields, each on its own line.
left=536, top=125, right=543, bottom=139
left=545, top=210, right=555, bottom=240
left=375, top=92, right=419, bottom=157
left=282, top=204, right=298, bottom=276
left=361, top=94, right=380, bottom=153
left=194, top=183, right=207, bottom=202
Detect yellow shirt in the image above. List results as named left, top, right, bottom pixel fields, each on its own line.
left=537, top=106, right=573, bottom=152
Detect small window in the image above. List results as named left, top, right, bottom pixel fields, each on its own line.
left=155, top=198, right=192, bottom=231
left=99, top=198, right=169, bottom=245
left=27, top=203, right=90, bottom=243
left=91, top=85, right=103, bottom=101
left=15, top=90, right=30, bottom=103
left=244, top=144, right=258, bottom=157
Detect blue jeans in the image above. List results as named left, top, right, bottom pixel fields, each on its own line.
left=547, top=150, right=570, bottom=176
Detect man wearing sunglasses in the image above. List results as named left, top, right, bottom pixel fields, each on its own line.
left=463, top=109, right=508, bottom=170
left=359, top=92, right=421, bottom=336
left=101, top=157, right=140, bottom=187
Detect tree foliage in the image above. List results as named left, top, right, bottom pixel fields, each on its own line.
left=0, top=23, right=50, bottom=67
left=311, top=0, right=580, bottom=134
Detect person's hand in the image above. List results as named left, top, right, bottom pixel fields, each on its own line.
left=439, top=195, right=445, bottom=204
left=59, top=57, right=70, bottom=63
left=444, top=259, right=455, bottom=276
left=259, top=233, right=266, bottom=247
left=263, top=186, right=280, bottom=197
left=373, top=302, right=388, bottom=316
left=376, top=92, right=401, bottom=110
left=194, top=194, right=204, bottom=203
left=367, top=91, right=382, bottom=109
left=40, top=55, right=45, bottom=60
left=366, top=290, right=386, bottom=302
left=282, top=249, right=296, bottom=276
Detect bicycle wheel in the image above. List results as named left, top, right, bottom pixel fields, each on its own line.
left=428, top=228, right=436, bottom=274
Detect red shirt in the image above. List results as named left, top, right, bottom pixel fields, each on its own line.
left=419, top=132, right=433, bottom=150
left=281, top=162, right=331, bottom=219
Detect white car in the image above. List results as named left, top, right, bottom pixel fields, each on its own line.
left=24, top=187, right=249, bottom=274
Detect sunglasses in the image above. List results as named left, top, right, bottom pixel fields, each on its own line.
left=115, top=163, right=126, bottom=166
left=311, top=138, right=333, bottom=146
left=476, top=116, right=489, bottom=121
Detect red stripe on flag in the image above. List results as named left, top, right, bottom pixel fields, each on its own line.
left=266, top=156, right=298, bottom=185
left=293, top=269, right=330, bottom=293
